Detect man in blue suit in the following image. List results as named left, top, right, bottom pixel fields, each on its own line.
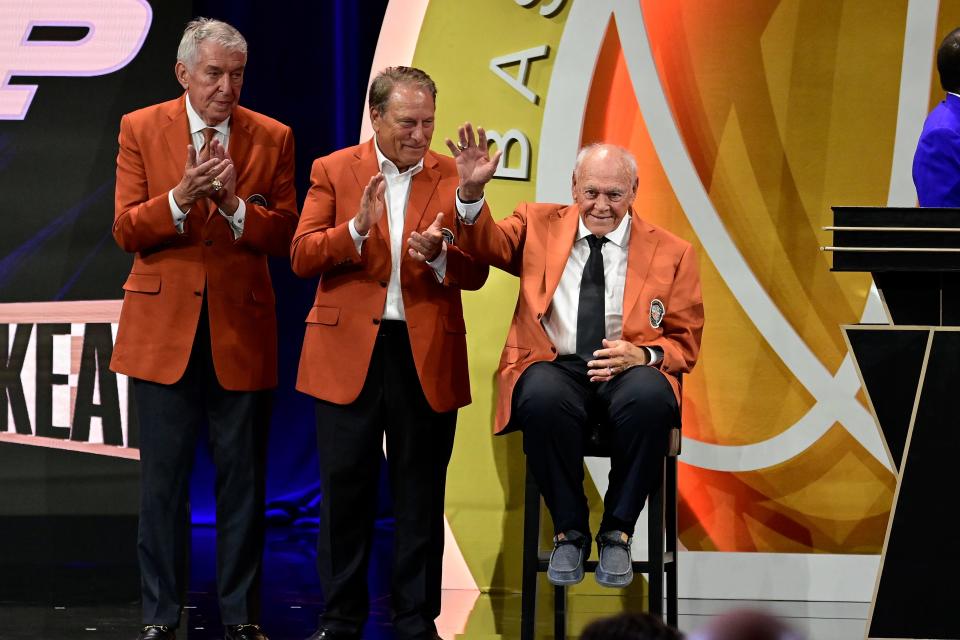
left=914, top=28, right=960, bottom=206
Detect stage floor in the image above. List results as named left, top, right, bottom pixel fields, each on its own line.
left=0, top=526, right=870, bottom=639
left=0, top=596, right=870, bottom=639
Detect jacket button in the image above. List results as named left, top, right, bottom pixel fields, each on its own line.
left=204, top=240, right=213, bottom=246
left=379, top=281, right=387, bottom=288
left=193, top=290, right=202, bottom=297
left=536, top=312, right=543, bottom=319
left=372, top=318, right=380, bottom=325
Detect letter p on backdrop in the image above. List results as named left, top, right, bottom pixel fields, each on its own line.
left=0, top=0, right=152, bottom=120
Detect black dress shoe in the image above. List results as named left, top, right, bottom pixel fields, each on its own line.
left=304, top=628, right=360, bottom=640
left=225, top=624, right=269, bottom=640
left=137, top=625, right=175, bottom=640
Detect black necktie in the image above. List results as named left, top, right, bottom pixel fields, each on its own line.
left=577, top=234, right=608, bottom=361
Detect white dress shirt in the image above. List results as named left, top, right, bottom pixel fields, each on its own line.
left=544, top=215, right=631, bottom=355
left=347, top=139, right=482, bottom=321
left=167, top=95, right=246, bottom=239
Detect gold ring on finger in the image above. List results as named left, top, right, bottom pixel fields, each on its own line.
left=211, top=178, right=223, bottom=192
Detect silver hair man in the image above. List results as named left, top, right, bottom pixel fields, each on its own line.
left=176, top=18, right=247, bottom=69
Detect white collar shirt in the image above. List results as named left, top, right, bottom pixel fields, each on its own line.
left=373, top=137, right=424, bottom=321
left=544, top=214, right=632, bottom=356
left=185, top=94, right=231, bottom=146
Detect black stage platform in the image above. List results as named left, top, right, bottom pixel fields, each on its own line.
left=0, top=524, right=869, bottom=640
left=0, top=524, right=395, bottom=640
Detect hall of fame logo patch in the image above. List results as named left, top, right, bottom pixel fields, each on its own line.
left=649, top=298, right=665, bottom=328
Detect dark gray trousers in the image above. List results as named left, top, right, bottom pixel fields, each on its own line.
left=513, top=356, right=676, bottom=538
left=134, top=303, right=270, bottom=626
left=314, top=320, right=456, bottom=640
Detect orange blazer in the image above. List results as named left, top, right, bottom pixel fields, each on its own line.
left=111, top=96, right=298, bottom=391
left=456, top=202, right=704, bottom=433
left=291, top=140, right=489, bottom=413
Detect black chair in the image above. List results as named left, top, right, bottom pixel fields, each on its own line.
left=519, top=408, right=682, bottom=640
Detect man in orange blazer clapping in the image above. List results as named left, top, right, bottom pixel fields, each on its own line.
left=111, top=18, right=297, bottom=640
left=291, top=67, right=498, bottom=640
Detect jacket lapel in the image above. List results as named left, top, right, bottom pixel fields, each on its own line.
left=226, top=108, right=252, bottom=188
left=161, top=96, right=190, bottom=188
left=622, top=214, right=659, bottom=322
left=402, top=151, right=441, bottom=243
left=543, top=204, right=579, bottom=310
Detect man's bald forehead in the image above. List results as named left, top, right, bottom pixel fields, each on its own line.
left=574, top=144, right=636, bottom=181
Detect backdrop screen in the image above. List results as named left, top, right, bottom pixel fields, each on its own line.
left=0, top=0, right=189, bottom=303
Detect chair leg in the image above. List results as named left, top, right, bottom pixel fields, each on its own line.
left=665, top=455, right=679, bottom=627
left=554, top=584, right=567, bottom=640
left=521, top=464, right=541, bottom=640
left=647, top=461, right=665, bottom=619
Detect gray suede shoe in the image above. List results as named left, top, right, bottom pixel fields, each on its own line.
left=547, top=530, right=587, bottom=586
left=595, top=530, right=633, bottom=587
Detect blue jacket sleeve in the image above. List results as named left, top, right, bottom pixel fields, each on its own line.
left=913, top=127, right=960, bottom=207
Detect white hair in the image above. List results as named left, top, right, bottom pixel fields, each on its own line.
left=574, top=143, right=637, bottom=180
left=176, top=18, right=247, bottom=69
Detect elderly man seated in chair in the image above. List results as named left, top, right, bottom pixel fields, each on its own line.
left=433, top=137, right=703, bottom=587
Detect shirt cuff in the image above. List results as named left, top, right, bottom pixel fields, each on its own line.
left=455, top=189, right=485, bottom=224
left=219, top=198, right=246, bottom=240
left=645, top=346, right=663, bottom=366
left=426, top=242, right=448, bottom=282
left=348, top=217, right=369, bottom=254
left=168, top=189, right=189, bottom=234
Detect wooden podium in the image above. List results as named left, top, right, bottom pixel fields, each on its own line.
left=827, top=206, right=960, bottom=640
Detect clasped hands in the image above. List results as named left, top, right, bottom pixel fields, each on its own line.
left=587, top=339, right=651, bottom=383
left=172, top=139, right=239, bottom=214
left=354, top=122, right=502, bottom=263
left=352, top=174, right=447, bottom=262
